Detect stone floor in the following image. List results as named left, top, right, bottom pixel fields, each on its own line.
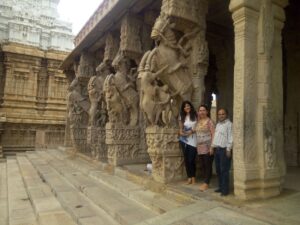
left=0, top=148, right=299, bottom=225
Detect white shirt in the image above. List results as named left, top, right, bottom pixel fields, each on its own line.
left=180, top=116, right=197, bottom=148
left=212, top=119, right=233, bottom=151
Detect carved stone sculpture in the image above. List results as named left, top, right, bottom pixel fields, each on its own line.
left=139, top=11, right=203, bottom=184
left=138, top=53, right=174, bottom=126
left=105, top=123, right=149, bottom=166
left=67, top=78, right=90, bottom=154
left=88, top=61, right=111, bottom=127
left=103, top=74, right=126, bottom=125
left=87, top=61, right=111, bottom=161
left=104, top=50, right=139, bottom=126
left=145, top=126, right=185, bottom=183
left=139, top=14, right=199, bottom=126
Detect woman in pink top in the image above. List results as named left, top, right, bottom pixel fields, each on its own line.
left=195, top=105, right=215, bottom=191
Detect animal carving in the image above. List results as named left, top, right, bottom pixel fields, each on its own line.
left=139, top=14, right=198, bottom=123
left=138, top=51, right=175, bottom=126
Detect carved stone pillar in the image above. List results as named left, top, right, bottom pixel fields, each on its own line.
left=87, top=127, right=107, bottom=161
left=120, top=13, right=143, bottom=63
left=104, top=12, right=150, bottom=166
left=138, top=0, right=208, bottom=183
left=68, top=52, right=93, bottom=155
left=106, top=123, right=148, bottom=166
left=229, top=0, right=288, bottom=199
left=146, top=126, right=185, bottom=183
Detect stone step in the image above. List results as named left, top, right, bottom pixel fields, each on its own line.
left=34, top=151, right=159, bottom=225
left=136, top=200, right=272, bottom=225
left=25, top=152, right=120, bottom=225
left=16, top=155, right=77, bottom=225
left=28, top=151, right=157, bottom=225
left=47, top=149, right=275, bottom=225
left=6, top=158, right=38, bottom=225
left=52, top=148, right=196, bottom=204
left=46, top=149, right=189, bottom=214
left=3, top=147, right=34, bottom=157
left=0, top=162, right=8, bottom=225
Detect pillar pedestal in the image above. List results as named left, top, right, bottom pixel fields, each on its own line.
left=87, top=126, right=107, bottom=161
left=145, top=126, right=185, bottom=184
left=106, top=123, right=149, bottom=166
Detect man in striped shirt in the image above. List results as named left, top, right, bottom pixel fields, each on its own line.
left=211, top=108, right=233, bottom=196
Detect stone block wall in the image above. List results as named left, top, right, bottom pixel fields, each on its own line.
left=0, top=43, right=69, bottom=154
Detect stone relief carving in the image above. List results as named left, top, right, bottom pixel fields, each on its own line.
left=67, top=77, right=90, bottom=154
left=104, top=33, right=119, bottom=62
left=105, top=123, right=148, bottom=166
left=104, top=50, right=139, bottom=126
left=76, top=52, right=95, bottom=81
left=87, top=127, right=107, bottom=161
left=138, top=53, right=174, bottom=126
left=263, top=107, right=278, bottom=169
left=161, top=0, right=203, bottom=26
left=67, top=78, right=90, bottom=128
left=120, top=14, right=143, bottom=61
left=138, top=14, right=200, bottom=127
left=258, top=0, right=274, bottom=55
left=146, top=126, right=185, bottom=183
left=87, top=61, right=111, bottom=127
left=103, top=74, right=126, bottom=125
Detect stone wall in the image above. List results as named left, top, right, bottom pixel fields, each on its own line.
left=0, top=43, right=69, bottom=154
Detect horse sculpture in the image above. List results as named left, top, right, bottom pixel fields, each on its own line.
left=139, top=14, right=198, bottom=126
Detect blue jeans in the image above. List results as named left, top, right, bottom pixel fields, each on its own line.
left=215, top=147, right=231, bottom=195
left=179, top=141, right=197, bottom=178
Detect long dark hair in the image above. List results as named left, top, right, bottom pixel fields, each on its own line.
left=180, top=101, right=197, bottom=122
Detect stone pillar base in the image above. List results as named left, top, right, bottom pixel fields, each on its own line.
left=70, top=127, right=89, bottom=155
left=234, top=168, right=285, bottom=200
left=106, top=123, right=149, bottom=166
left=87, top=126, right=107, bottom=162
left=145, top=126, right=185, bottom=184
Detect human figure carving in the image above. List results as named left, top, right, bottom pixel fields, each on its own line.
left=138, top=51, right=174, bottom=126
left=87, top=61, right=111, bottom=127
left=67, top=78, right=90, bottom=127
left=109, top=50, right=139, bottom=126
left=103, top=74, right=126, bottom=124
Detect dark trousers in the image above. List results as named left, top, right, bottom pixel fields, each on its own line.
left=179, top=141, right=197, bottom=178
left=199, top=153, right=214, bottom=184
left=215, top=147, right=231, bottom=195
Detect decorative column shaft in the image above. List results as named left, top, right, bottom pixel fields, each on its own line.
left=230, top=0, right=288, bottom=199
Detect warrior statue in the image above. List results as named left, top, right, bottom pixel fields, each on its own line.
left=104, top=50, right=139, bottom=126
